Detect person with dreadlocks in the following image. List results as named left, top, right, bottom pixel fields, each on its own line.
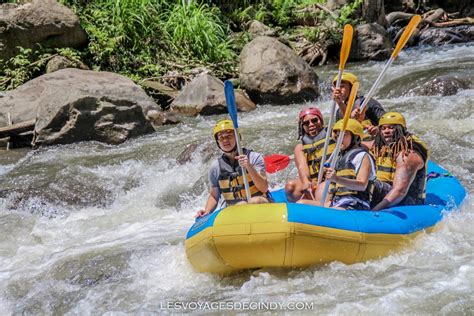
left=284, top=107, right=336, bottom=202
left=369, top=112, right=429, bottom=211
left=332, top=72, right=386, bottom=141
left=196, top=119, right=272, bottom=218
left=300, top=118, right=376, bottom=210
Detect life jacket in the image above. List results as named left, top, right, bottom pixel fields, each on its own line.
left=302, top=128, right=335, bottom=181
left=329, top=147, right=374, bottom=204
left=374, top=134, right=428, bottom=204
left=217, top=148, right=269, bottom=204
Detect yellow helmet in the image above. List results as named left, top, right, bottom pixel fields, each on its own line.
left=332, top=72, right=359, bottom=86
left=213, top=119, right=234, bottom=140
left=378, top=112, right=406, bottom=128
left=333, top=118, right=364, bottom=139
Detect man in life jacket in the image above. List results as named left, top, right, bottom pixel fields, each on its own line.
left=285, top=107, right=335, bottom=202
left=196, top=119, right=271, bottom=217
left=332, top=72, right=386, bottom=141
left=306, top=118, right=376, bottom=210
left=370, top=112, right=429, bottom=210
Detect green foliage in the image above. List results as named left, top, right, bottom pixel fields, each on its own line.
left=270, top=0, right=325, bottom=26
left=271, top=0, right=295, bottom=26
left=0, top=47, right=51, bottom=90
left=302, top=26, right=321, bottom=42
left=232, top=4, right=268, bottom=25
left=55, top=0, right=236, bottom=85
left=337, top=0, right=363, bottom=26
left=162, top=0, right=234, bottom=63
left=0, top=0, right=364, bottom=91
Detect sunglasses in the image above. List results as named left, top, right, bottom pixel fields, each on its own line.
left=302, top=118, right=320, bottom=127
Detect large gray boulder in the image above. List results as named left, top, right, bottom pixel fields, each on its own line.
left=240, top=36, right=319, bottom=105
left=247, top=20, right=278, bottom=38
left=45, top=55, right=89, bottom=73
left=0, top=0, right=87, bottom=61
left=0, top=69, right=162, bottom=146
left=418, top=25, right=474, bottom=46
left=411, top=75, right=470, bottom=96
left=351, top=23, right=392, bottom=61
left=171, top=74, right=256, bottom=116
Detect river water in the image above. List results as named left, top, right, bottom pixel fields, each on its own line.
left=0, top=43, right=473, bottom=314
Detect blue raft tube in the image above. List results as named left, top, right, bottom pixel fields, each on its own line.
left=185, top=161, right=467, bottom=275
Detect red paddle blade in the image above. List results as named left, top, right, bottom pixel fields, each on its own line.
left=264, top=154, right=291, bottom=173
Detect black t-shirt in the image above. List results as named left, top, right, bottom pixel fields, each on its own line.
left=336, top=95, right=386, bottom=126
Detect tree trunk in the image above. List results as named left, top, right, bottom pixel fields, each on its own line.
left=362, top=0, right=387, bottom=27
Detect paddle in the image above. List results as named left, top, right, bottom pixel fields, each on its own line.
left=320, top=81, right=360, bottom=206
left=264, top=154, right=294, bottom=173
left=264, top=150, right=338, bottom=174
left=224, top=80, right=251, bottom=202
left=317, top=24, right=354, bottom=185
left=359, top=15, right=421, bottom=113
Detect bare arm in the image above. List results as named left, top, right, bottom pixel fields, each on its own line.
left=372, top=150, right=424, bottom=211
left=196, top=187, right=220, bottom=217
left=294, top=143, right=312, bottom=189
left=326, top=154, right=371, bottom=191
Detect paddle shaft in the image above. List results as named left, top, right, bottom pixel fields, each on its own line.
left=224, top=80, right=251, bottom=202
left=360, top=15, right=421, bottom=113
left=319, top=129, right=346, bottom=206
left=233, top=127, right=252, bottom=202
left=317, top=24, right=353, bottom=185
left=320, top=82, right=359, bottom=206
left=317, top=70, right=342, bottom=185
left=359, top=57, right=394, bottom=112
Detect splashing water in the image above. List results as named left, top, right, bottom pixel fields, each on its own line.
left=0, top=43, right=473, bottom=314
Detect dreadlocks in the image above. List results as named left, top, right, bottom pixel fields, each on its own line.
left=372, top=125, right=414, bottom=159
left=297, top=120, right=304, bottom=140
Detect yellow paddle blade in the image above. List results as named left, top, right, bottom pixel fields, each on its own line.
left=341, top=81, right=359, bottom=130
left=392, top=14, right=422, bottom=58
left=339, top=24, right=354, bottom=70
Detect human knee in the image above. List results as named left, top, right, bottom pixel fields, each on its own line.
left=249, top=196, right=269, bottom=204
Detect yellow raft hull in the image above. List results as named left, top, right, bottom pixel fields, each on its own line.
left=185, top=203, right=428, bottom=275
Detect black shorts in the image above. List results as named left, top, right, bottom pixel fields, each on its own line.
left=371, top=180, right=421, bottom=207
left=371, top=180, right=392, bottom=208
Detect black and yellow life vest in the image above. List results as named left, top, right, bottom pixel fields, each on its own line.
left=217, top=148, right=268, bottom=204
left=374, top=134, right=428, bottom=204
left=329, top=147, right=374, bottom=203
left=302, top=128, right=336, bottom=181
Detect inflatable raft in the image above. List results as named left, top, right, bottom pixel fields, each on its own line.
left=185, top=161, right=466, bottom=274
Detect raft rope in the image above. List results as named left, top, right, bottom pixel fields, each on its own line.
left=427, top=171, right=453, bottom=181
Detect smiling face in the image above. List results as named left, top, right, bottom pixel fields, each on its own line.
left=380, top=124, right=396, bottom=144
left=301, top=114, right=323, bottom=137
left=216, top=129, right=236, bottom=152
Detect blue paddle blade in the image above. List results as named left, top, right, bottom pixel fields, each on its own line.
left=224, top=80, right=238, bottom=128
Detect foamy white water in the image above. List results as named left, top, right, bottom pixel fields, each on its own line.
left=0, top=43, right=473, bottom=314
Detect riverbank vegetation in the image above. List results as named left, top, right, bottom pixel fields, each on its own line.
left=0, top=0, right=363, bottom=91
